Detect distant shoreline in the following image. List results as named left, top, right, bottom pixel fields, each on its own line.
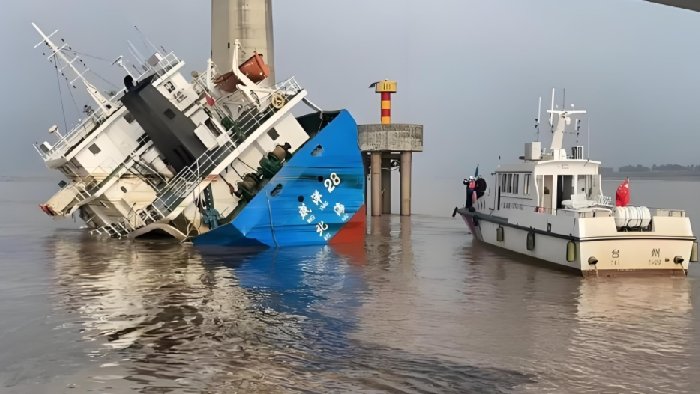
left=603, top=172, right=700, bottom=182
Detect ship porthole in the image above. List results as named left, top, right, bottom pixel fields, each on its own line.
left=526, top=231, right=535, bottom=251
left=297, top=195, right=304, bottom=203
left=566, top=240, right=577, bottom=262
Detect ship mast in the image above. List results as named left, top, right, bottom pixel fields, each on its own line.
left=545, top=89, right=586, bottom=152
left=546, top=108, right=587, bottom=151
left=32, top=23, right=114, bottom=114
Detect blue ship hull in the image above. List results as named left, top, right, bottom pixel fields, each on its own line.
left=194, top=109, right=366, bottom=248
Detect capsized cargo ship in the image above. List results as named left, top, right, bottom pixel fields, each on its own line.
left=33, top=23, right=365, bottom=247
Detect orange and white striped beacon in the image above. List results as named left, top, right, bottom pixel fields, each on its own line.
left=371, top=80, right=398, bottom=125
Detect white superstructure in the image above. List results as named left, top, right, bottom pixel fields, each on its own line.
left=457, top=91, right=698, bottom=276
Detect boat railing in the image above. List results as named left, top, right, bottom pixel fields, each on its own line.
left=150, top=52, right=182, bottom=82
left=499, top=201, right=556, bottom=214
left=36, top=53, right=182, bottom=162
left=93, top=76, right=304, bottom=237
left=595, top=194, right=613, bottom=207
left=651, top=208, right=687, bottom=218
left=498, top=200, right=613, bottom=217
left=36, top=108, right=114, bottom=161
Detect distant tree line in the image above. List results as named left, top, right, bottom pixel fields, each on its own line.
left=601, top=164, right=700, bottom=174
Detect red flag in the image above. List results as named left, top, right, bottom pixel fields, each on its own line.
left=615, top=178, right=630, bottom=207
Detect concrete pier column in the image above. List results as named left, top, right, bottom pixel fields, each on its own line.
left=371, top=152, right=383, bottom=216
left=400, top=151, right=412, bottom=216
left=382, top=161, right=392, bottom=214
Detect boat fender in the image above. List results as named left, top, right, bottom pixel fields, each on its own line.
left=691, top=242, right=698, bottom=263
left=588, top=256, right=598, bottom=265
left=673, top=256, right=685, bottom=265
left=526, top=231, right=535, bottom=251
left=496, top=226, right=504, bottom=242
left=566, top=240, right=577, bottom=262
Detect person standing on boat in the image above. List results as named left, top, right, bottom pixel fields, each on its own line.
left=463, top=176, right=477, bottom=208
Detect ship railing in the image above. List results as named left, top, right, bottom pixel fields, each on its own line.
left=94, top=77, right=303, bottom=237
left=36, top=97, right=133, bottom=162
left=193, top=74, right=302, bottom=132
left=36, top=110, right=111, bottom=161
left=151, top=52, right=182, bottom=82
left=250, top=76, right=303, bottom=108
left=148, top=141, right=235, bottom=216
left=596, top=194, right=613, bottom=207
left=499, top=201, right=555, bottom=214
left=36, top=54, right=181, bottom=162
left=146, top=77, right=303, bottom=214
left=650, top=208, right=686, bottom=218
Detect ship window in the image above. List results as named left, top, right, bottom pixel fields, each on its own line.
left=164, top=109, right=176, bottom=120
left=501, top=174, right=507, bottom=191
left=524, top=174, right=531, bottom=195
left=267, top=128, right=279, bottom=140
left=512, top=174, right=519, bottom=194
left=88, top=143, right=101, bottom=155
left=506, top=174, right=512, bottom=193
left=164, top=81, right=176, bottom=93
left=204, top=119, right=222, bottom=136
left=124, top=112, right=135, bottom=123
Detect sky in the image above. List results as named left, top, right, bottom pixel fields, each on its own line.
left=1, top=0, right=699, bottom=185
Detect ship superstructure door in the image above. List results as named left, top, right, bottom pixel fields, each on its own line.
left=557, top=175, right=573, bottom=209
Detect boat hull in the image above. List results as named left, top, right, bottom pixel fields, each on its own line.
left=194, top=109, right=366, bottom=248
left=460, top=210, right=693, bottom=276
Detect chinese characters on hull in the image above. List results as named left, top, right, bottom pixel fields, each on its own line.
left=297, top=172, right=350, bottom=241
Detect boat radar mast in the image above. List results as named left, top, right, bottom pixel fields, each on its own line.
left=32, top=23, right=114, bottom=114
left=545, top=89, right=586, bottom=152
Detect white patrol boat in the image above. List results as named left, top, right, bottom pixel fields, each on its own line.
left=456, top=92, right=698, bottom=276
